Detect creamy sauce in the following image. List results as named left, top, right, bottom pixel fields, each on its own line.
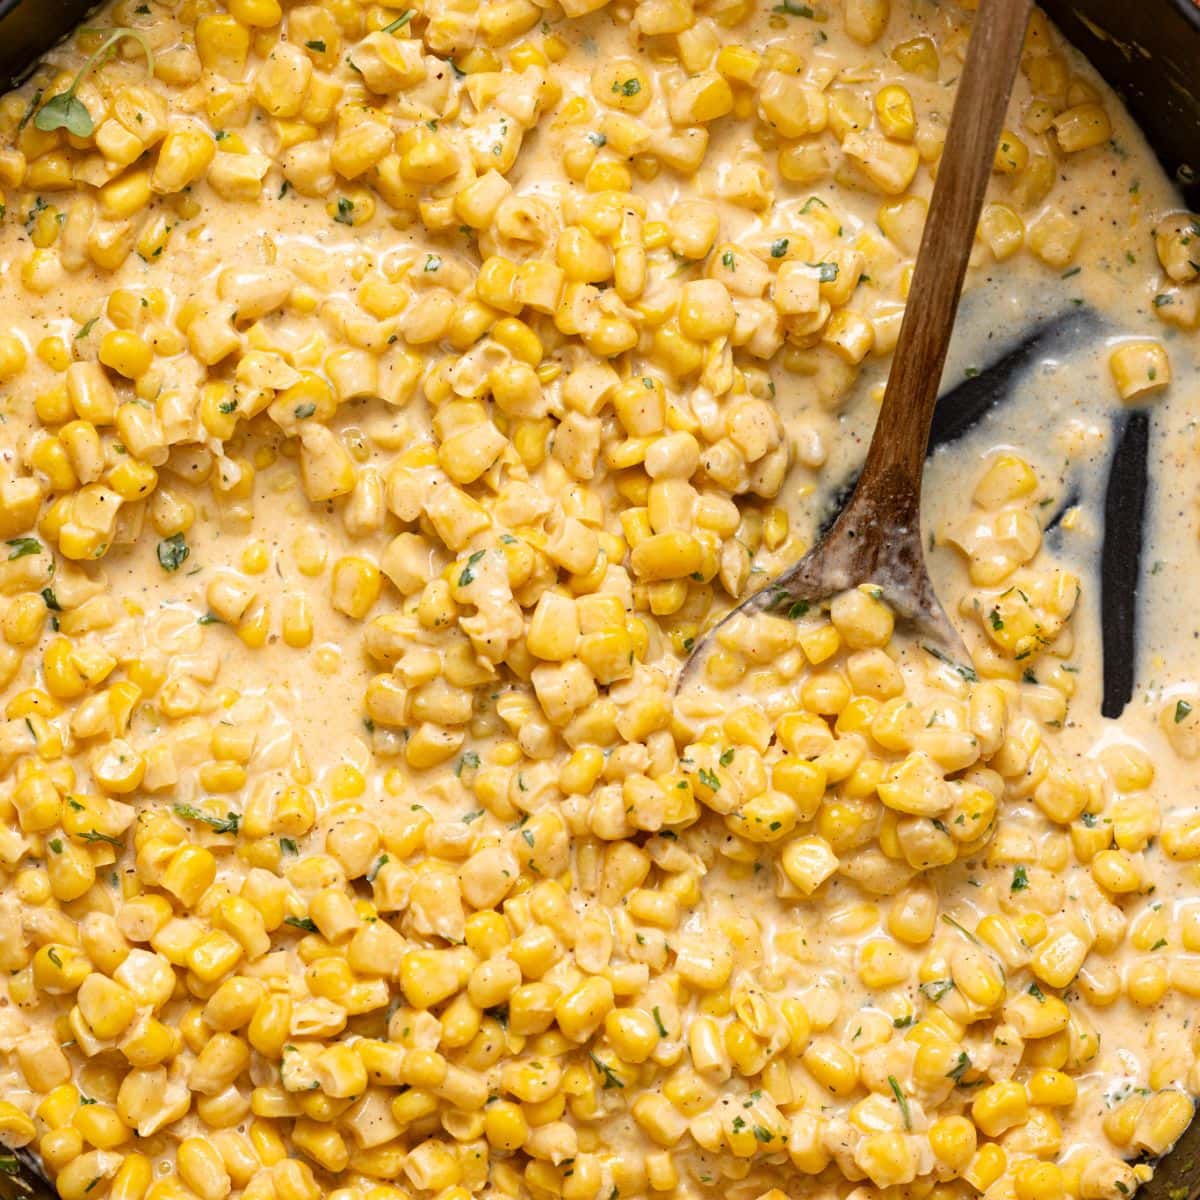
left=0, top=3, right=1196, bottom=1200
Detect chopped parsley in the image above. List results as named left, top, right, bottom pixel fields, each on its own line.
left=7, top=537, right=42, bottom=560
left=888, top=1075, right=912, bottom=1130
left=156, top=533, right=189, bottom=572
left=919, top=978, right=954, bottom=1002
left=172, top=804, right=240, bottom=835
left=458, top=549, right=486, bottom=587
left=946, top=1052, right=971, bottom=1083
left=1011, top=865, right=1030, bottom=892
left=80, top=830, right=125, bottom=848
left=382, top=9, right=416, bottom=33
left=589, top=1052, right=624, bottom=1089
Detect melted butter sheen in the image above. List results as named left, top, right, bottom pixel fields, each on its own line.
left=0, top=3, right=1197, bottom=1200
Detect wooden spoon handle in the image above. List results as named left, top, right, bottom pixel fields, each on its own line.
left=851, top=0, right=1035, bottom=524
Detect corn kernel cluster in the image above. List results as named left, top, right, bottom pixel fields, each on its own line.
left=0, top=3, right=1196, bottom=1200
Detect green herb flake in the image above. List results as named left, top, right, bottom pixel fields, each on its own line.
left=1175, top=699, right=1193, bottom=724
left=698, top=767, right=720, bottom=791
left=919, top=978, right=953, bottom=1002
left=81, top=830, right=124, bottom=848
left=284, top=916, right=318, bottom=933
left=7, top=537, right=42, bottom=560
left=888, top=1075, right=912, bottom=1130
left=1011, top=865, right=1030, bottom=892
left=458, top=548, right=486, bottom=587
left=172, top=804, right=240, bottom=835
left=36, top=28, right=154, bottom=137
left=382, top=9, right=416, bottom=33
left=589, top=1052, right=624, bottom=1089
left=770, top=238, right=789, bottom=258
left=156, top=533, right=189, bottom=572
left=921, top=642, right=978, bottom=682
left=941, top=914, right=980, bottom=945
left=652, top=1006, right=668, bottom=1037
left=946, top=1051, right=971, bottom=1084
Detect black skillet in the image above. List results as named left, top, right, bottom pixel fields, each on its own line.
left=0, top=1, right=1198, bottom=1198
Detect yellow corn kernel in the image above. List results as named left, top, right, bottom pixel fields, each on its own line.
left=1109, top=340, right=1170, bottom=402
left=99, top=330, right=154, bottom=380
left=1053, top=102, right=1112, bottom=153
left=971, top=1080, right=1029, bottom=1137
left=0, top=333, right=28, bottom=380
left=331, top=556, right=382, bottom=620
left=875, top=85, right=915, bottom=141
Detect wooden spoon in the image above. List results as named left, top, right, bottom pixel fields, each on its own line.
left=683, top=0, right=1034, bottom=681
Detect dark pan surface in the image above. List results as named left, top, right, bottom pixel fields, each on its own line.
left=0, top=0, right=97, bottom=91
left=1042, top=0, right=1200, bottom=210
